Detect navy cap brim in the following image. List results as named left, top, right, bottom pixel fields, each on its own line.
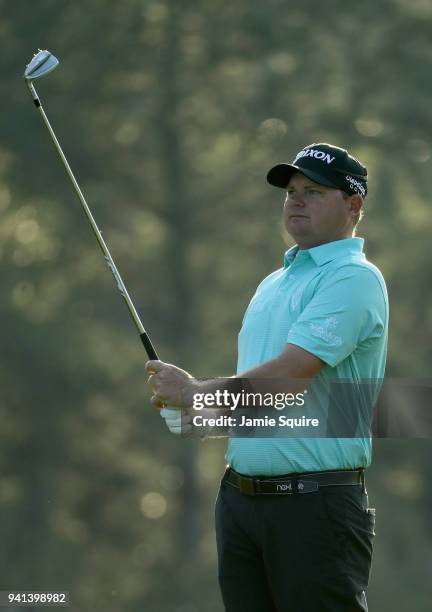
left=267, top=163, right=340, bottom=190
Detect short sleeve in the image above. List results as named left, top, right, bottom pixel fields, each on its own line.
left=287, top=265, right=387, bottom=367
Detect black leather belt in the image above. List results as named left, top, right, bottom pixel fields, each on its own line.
left=224, top=466, right=365, bottom=496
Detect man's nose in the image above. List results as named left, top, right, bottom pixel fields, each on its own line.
left=287, top=192, right=306, bottom=206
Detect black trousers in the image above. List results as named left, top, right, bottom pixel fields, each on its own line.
left=215, top=474, right=375, bottom=612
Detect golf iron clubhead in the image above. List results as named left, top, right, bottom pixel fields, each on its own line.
left=24, top=50, right=59, bottom=80
left=23, top=49, right=159, bottom=361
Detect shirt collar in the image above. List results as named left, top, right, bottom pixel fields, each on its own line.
left=284, top=237, right=365, bottom=268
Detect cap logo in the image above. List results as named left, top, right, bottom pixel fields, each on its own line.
left=345, top=175, right=366, bottom=197
left=294, top=148, right=336, bottom=165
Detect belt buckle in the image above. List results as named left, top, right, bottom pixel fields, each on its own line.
left=272, top=479, right=294, bottom=494
left=239, top=476, right=256, bottom=496
left=272, top=478, right=319, bottom=494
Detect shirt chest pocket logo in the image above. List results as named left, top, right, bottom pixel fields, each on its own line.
left=247, top=298, right=268, bottom=315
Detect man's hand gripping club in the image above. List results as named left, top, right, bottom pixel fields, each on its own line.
left=145, top=360, right=200, bottom=437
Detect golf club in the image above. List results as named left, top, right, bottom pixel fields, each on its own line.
left=24, top=49, right=159, bottom=360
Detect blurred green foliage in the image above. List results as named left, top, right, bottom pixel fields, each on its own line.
left=1, top=0, right=431, bottom=610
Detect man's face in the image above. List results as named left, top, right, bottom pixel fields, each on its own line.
left=283, top=172, right=359, bottom=249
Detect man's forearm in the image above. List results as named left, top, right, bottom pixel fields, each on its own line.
left=191, top=354, right=311, bottom=404
left=189, top=355, right=308, bottom=438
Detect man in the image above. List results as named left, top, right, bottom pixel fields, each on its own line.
left=146, top=143, right=388, bottom=611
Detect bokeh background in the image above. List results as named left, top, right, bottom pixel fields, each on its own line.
left=1, top=1, right=432, bottom=610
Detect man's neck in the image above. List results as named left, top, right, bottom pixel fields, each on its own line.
left=297, top=233, right=355, bottom=250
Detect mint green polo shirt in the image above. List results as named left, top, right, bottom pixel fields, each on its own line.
left=226, top=237, right=388, bottom=476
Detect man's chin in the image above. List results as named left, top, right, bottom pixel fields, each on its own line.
left=284, top=228, right=319, bottom=250
left=284, top=225, right=310, bottom=240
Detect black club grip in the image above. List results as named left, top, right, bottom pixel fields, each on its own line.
left=140, top=332, right=159, bottom=360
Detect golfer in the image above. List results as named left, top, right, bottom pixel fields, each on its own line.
left=146, top=143, right=388, bottom=612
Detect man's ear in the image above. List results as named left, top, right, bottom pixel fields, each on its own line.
left=349, top=194, right=363, bottom=216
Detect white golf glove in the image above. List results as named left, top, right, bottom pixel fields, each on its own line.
left=159, top=407, right=230, bottom=439
left=160, top=408, right=194, bottom=436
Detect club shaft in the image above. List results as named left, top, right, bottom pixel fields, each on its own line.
left=26, top=81, right=159, bottom=360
